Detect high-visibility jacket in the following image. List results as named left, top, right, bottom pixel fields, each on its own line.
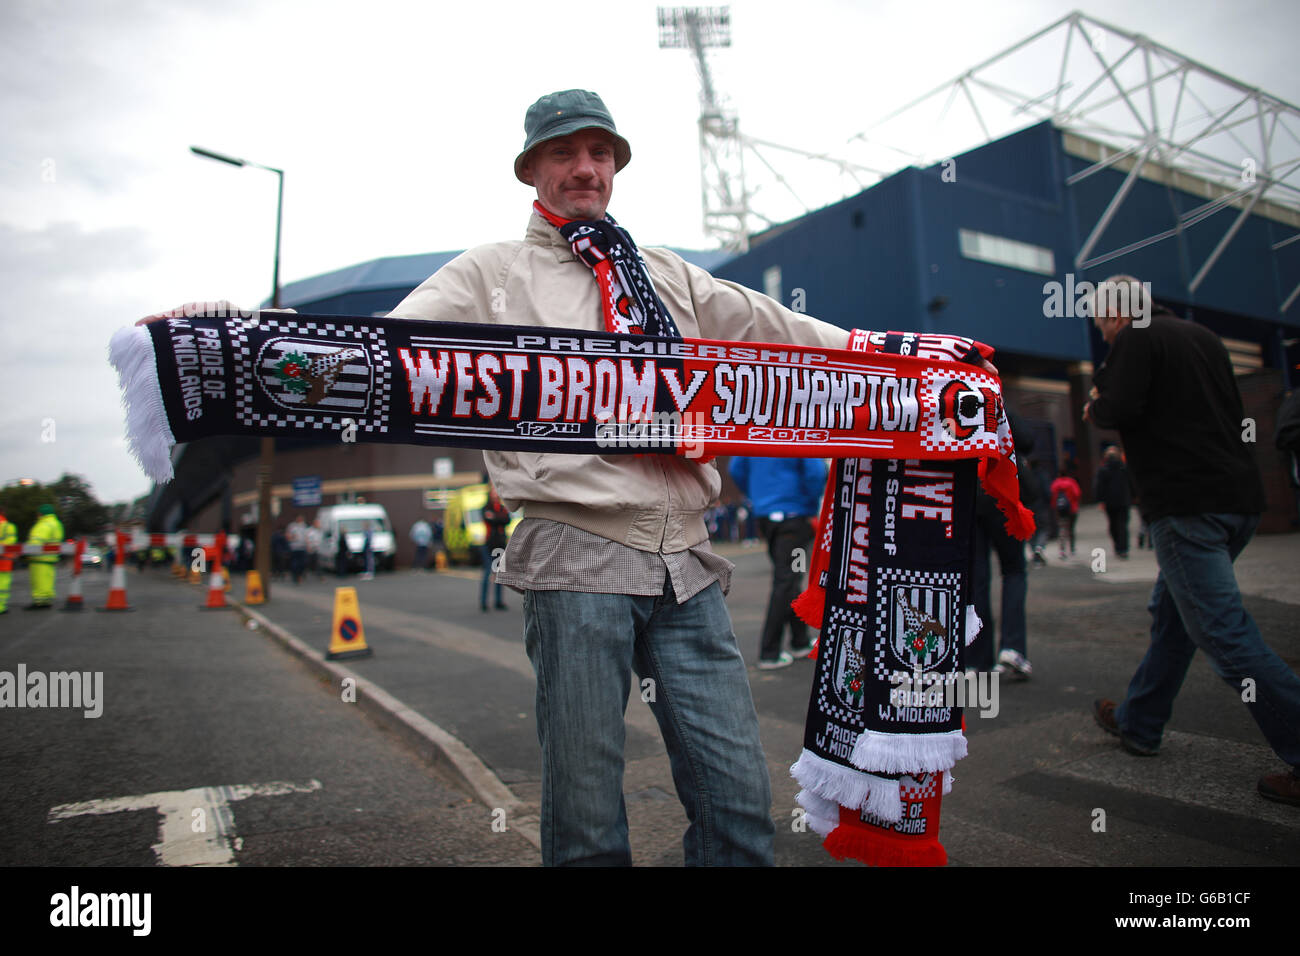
left=0, top=519, right=16, bottom=572
left=27, top=514, right=64, bottom=563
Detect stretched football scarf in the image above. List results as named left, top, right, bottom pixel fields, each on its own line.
left=107, top=310, right=1036, bottom=504
left=790, top=331, right=1032, bottom=865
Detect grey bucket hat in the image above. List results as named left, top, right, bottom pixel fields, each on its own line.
left=514, top=89, right=632, bottom=184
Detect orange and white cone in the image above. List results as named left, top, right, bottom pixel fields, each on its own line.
left=99, top=533, right=134, bottom=612
left=61, top=539, right=85, bottom=612
left=201, top=533, right=231, bottom=610
left=200, top=569, right=230, bottom=609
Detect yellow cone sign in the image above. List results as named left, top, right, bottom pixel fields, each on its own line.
left=244, top=570, right=265, bottom=605
left=327, top=587, right=373, bottom=661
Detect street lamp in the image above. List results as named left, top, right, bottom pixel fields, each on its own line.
left=191, top=144, right=285, bottom=600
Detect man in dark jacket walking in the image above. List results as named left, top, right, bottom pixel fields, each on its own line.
left=1084, top=275, right=1299, bottom=807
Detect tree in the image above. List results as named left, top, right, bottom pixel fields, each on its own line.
left=0, top=482, right=56, bottom=539
left=0, top=474, right=109, bottom=539
left=46, top=474, right=110, bottom=538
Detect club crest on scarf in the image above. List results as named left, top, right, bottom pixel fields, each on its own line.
left=258, top=338, right=370, bottom=411
left=833, top=622, right=869, bottom=712
left=888, top=582, right=955, bottom=673
left=938, top=379, right=1002, bottom=441
left=229, top=318, right=393, bottom=436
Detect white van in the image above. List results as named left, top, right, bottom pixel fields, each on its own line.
left=318, top=503, right=397, bottom=573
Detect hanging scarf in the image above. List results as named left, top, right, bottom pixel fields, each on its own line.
left=822, top=771, right=950, bottom=867
left=533, top=201, right=681, bottom=338
left=791, top=330, right=1031, bottom=865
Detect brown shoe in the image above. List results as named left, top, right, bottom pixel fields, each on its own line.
left=1258, top=770, right=1300, bottom=807
left=1092, top=698, right=1159, bottom=756
left=1093, top=698, right=1121, bottom=736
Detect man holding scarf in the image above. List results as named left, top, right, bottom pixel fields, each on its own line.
left=389, top=90, right=856, bottom=865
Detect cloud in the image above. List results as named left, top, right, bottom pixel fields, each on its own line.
left=0, top=220, right=157, bottom=282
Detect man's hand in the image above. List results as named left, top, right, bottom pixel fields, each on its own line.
left=135, top=300, right=245, bottom=327
left=1082, top=386, right=1100, bottom=424
left=134, top=301, right=296, bottom=327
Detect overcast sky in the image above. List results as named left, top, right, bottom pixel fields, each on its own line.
left=3, top=0, right=1298, bottom=505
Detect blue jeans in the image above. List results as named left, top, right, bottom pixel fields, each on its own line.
left=969, top=507, right=1028, bottom=670
left=479, top=545, right=503, bottom=608
left=522, top=581, right=775, bottom=866
left=1117, top=513, right=1300, bottom=769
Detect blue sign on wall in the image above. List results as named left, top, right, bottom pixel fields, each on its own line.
left=292, top=476, right=322, bottom=507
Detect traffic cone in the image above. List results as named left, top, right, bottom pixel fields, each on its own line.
left=244, top=570, right=265, bottom=605
left=201, top=533, right=231, bottom=609
left=98, top=534, right=134, bottom=612
left=61, top=539, right=85, bottom=612
left=200, top=571, right=230, bottom=609
left=61, top=573, right=84, bottom=611
left=326, top=586, right=373, bottom=660
left=222, top=567, right=231, bottom=592
left=188, top=564, right=202, bottom=584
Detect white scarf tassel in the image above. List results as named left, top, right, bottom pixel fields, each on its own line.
left=108, top=326, right=175, bottom=483
left=850, top=728, right=968, bottom=775
left=791, top=750, right=904, bottom=822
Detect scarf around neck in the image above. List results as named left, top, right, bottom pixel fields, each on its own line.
left=533, top=200, right=681, bottom=339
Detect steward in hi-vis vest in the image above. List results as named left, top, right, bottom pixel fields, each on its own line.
left=25, top=504, right=64, bottom=610
left=0, top=512, right=17, bottom=613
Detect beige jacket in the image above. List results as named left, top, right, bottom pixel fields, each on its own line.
left=389, top=211, right=850, bottom=553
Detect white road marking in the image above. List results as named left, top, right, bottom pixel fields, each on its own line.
left=47, top=779, right=323, bottom=866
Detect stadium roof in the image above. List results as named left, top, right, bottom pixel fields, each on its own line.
left=276, top=246, right=736, bottom=309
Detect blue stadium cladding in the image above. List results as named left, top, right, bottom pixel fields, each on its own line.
left=714, top=121, right=1300, bottom=374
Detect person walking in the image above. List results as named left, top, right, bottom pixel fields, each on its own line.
left=969, top=411, right=1038, bottom=677
left=335, top=528, right=351, bottom=578
left=360, top=522, right=376, bottom=581
left=480, top=485, right=510, bottom=612
left=1049, top=468, right=1081, bottom=558
left=286, top=515, right=308, bottom=584
left=410, top=518, right=433, bottom=571
left=306, top=518, right=324, bottom=579
left=728, top=456, right=827, bottom=669
left=1094, top=445, right=1132, bottom=559
left=1084, top=275, right=1300, bottom=807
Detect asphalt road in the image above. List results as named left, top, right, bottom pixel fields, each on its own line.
left=0, top=572, right=535, bottom=868
left=2, top=506, right=1297, bottom=873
